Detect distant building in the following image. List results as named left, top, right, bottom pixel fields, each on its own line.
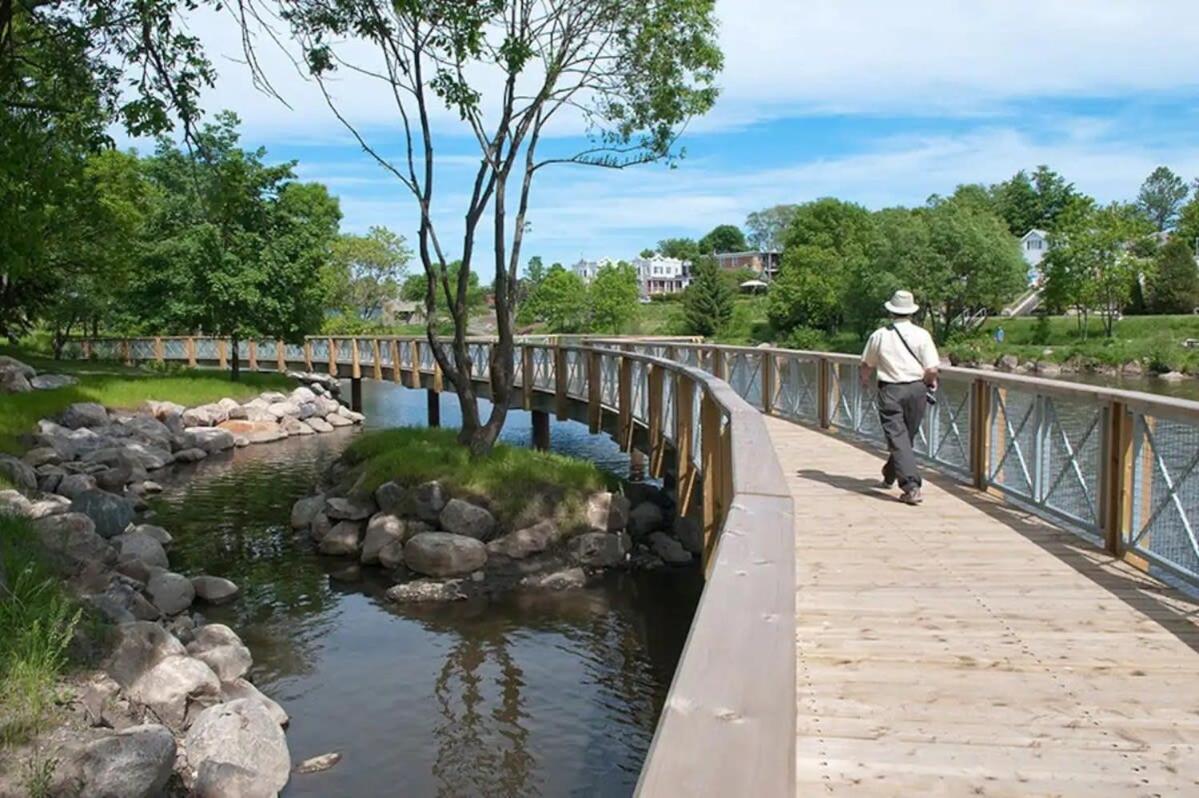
left=380, top=299, right=425, bottom=325
left=633, top=253, right=691, bottom=295
left=713, top=250, right=781, bottom=281
left=571, top=257, right=616, bottom=284
left=1020, top=229, right=1049, bottom=284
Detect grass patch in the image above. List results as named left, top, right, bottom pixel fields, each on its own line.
left=343, top=427, right=613, bottom=532
left=0, top=347, right=293, bottom=453
left=0, top=513, right=81, bottom=747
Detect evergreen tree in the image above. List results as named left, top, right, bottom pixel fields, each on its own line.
left=683, top=256, right=733, bottom=336
left=1147, top=238, right=1199, bottom=314
left=1137, top=166, right=1190, bottom=231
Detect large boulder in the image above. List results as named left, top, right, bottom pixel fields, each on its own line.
left=142, top=400, right=186, bottom=421
left=0, top=370, right=32, bottom=393
left=318, top=520, right=362, bottom=556
left=486, top=520, right=558, bottom=560
left=220, top=678, right=289, bottom=728
left=377, top=539, right=406, bottom=570
left=410, top=481, right=447, bottom=523
left=649, top=531, right=692, bottom=565
left=129, top=523, right=172, bottom=546
left=174, top=448, right=208, bottom=463
left=325, top=413, right=353, bottom=428
left=290, top=494, right=325, bottom=529
left=325, top=495, right=375, bottom=521
left=192, top=575, right=240, bottom=604
left=182, top=403, right=228, bottom=428
left=307, top=416, right=334, bottom=434
left=520, top=567, right=588, bottom=591
left=374, top=481, right=405, bottom=515
left=290, top=386, right=317, bottom=404
left=22, top=446, right=61, bottom=468
left=58, top=473, right=98, bottom=500
left=30, top=373, right=78, bottom=390
left=627, top=502, right=667, bottom=538
left=585, top=492, right=631, bottom=533
left=70, top=489, right=135, bottom=538
left=28, top=494, right=71, bottom=520
left=404, top=532, right=487, bottom=578
left=146, top=570, right=195, bottom=615
left=185, top=699, right=291, bottom=798
left=55, top=724, right=176, bottom=798
left=568, top=532, right=628, bottom=568
left=106, top=622, right=187, bottom=687
left=62, top=402, right=109, bottom=430
left=0, top=453, right=37, bottom=494
left=33, top=512, right=115, bottom=569
left=309, top=512, right=332, bottom=543
left=128, top=654, right=220, bottom=730
left=386, top=579, right=467, bottom=603
left=117, top=530, right=170, bottom=570
left=186, top=624, right=252, bottom=682
left=438, top=498, right=496, bottom=541
left=360, top=514, right=406, bottom=565
left=0, top=488, right=31, bottom=516
left=114, top=415, right=174, bottom=451
left=267, top=400, right=302, bottom=420
left=186, top=427, right=235, bottom=454
left=0, top=354, right=35, bottom=379
left=673, top=516, right=703, bottom=556
left=282, top=418, right=314, bottom=436
left=217, top=419, right=286, bottom=444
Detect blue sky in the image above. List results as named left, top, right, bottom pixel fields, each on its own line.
left=161, top=0, right=1199, bottom=270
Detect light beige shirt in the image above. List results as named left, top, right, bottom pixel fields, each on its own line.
left=861, top=319, right=940, bottom=384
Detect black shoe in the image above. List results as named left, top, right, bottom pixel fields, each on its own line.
left=898, top=486, right=923, bottom=505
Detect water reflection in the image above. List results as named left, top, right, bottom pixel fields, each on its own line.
left=146, top=381, right=700, bottom=797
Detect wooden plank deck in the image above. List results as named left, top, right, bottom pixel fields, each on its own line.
left=765, top=416, right=1199, bottom=797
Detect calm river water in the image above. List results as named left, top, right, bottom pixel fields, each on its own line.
left=147, top=382, right=702, bottom=797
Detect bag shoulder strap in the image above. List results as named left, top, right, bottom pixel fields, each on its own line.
left=887, top=323, right=923, bottom=369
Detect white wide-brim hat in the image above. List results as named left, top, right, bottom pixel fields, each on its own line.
left=884, top=290, right=919, bottom=315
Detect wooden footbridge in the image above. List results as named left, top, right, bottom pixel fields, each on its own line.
left=67, top=335, right=1199, bottom=796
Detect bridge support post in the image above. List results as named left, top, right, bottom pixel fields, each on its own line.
left=817, top=357, right=831, bottom=429
left=426, top=390, right=441, bottom=428
left=350, top=378, right=363, bottom=413
left=532, top=410, right=550, bottom=451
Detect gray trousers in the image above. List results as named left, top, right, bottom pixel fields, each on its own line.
left=878, top=381, right=927, bottom=491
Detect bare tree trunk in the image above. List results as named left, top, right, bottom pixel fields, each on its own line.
left=230, top=334, right=241, bottom=381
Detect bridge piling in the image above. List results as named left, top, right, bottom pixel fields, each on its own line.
left=531, top=410, right=550, bottom=451
left=426, top=390, right=440, bottom=428
left=350, top=377, right=363, bottom=412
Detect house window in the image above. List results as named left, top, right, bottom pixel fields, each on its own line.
left=1027, top=239, right=1042, bottom=251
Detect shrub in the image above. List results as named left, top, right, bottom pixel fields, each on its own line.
left=782, top=326, right=830, bottom=352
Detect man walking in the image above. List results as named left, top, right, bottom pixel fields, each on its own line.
left=859, top=290, right=940, bottom=505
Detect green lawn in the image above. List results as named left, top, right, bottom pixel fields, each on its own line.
left=0, top=346, right=292, bottom=453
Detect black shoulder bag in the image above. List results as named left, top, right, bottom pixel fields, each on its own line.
left=887, top=324, right=937, bottom=405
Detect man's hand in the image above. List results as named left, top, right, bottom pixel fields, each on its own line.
left=923, top=367, right=939, bottom=390
left=859, top=362, right=873, bottom=388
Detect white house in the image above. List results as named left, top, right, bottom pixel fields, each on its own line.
left=570, top=257, right=616, bottom=284
left=632, top=253, right=691, bottom=295
left=1020, top=229, right=1048, bottom=285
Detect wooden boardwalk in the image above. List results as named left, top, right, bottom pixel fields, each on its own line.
left=765, top=416, right=1199, bottom=797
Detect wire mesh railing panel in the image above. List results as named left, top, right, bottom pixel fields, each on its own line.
left=774, top=354, right=820, bottom=424
left=726, top=351, right=763, bottom=409
left=600, top=354, right=619, bottom=408
left=565, top=351, right=585, bottom=398
left=336, top=340, right=353, bottom=363
left=310, top=339, right=329, bottom=364
left=131, top=340, right=155, bottom=360
left=468, top=343, right=490, bottom=381
left=255, top=340, right=276, bottom=362
left=377, top=342, right=393, bottom=367
left=164, top=339, right=187, bottom=360
left=532, top=347, right=553, bottom=391
left=631, top=361, right=647, bottom=424
left=285, top=343, right=306, bottom=362
left=420, top=343, right=435, bottom=371
left=1040, top=397, right=1103, bottom=533
left=691, top=386, right=702, bottom=469
left=1128, top=412, right=1199, bottom=583
left=354, top=339, right=371, bottom=366
left=925, top=377, right=973, bottom=477
left=988, top=387, right=1039, bottom=501
left=663, top=372, right=677, bottom=443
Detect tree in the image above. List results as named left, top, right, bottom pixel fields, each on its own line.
left=1146, top=238, right=1199, bottom=314
left=530, top=268, right=588, bottom=333
left=329, top=227, right=411, bottom=319
left=682, top=256, right=732, bottom=336
left=744, top=204, right=797, bottom=251
left=1137, top=166, right=1190, bottom=231
left=697, top=224, right=747, bottom=254
left=263, top=0, right=721, bottom=455
left=589, top=261, right=640, bottom=332
left=656, top=237, right=701, bottom=262
left=990, top=165, right=1079, bottom=235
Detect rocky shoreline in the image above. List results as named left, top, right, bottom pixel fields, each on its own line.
left=950, top=351, right=1192, bottom=383
left=0, top=357, right=363, bottom=797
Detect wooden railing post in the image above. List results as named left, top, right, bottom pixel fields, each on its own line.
left=350, top=337, right=361, bottom=379
left=276, top=339, right=286, bottom=373
left=761, top=351, right=775, bottom=414
left=432, top=345, right=443, bottom=392
left=185, top=338, right=196, bottom=368
left=82, top=340, right=92, bottom=360
left=154, top=337, right=164, bottom=364
left=618, top=354, right=633, bottom=452
left=647, top=364, right=665, bottom=477
left=1101, top=400, right=1133, bottom=558
left=371, top=339, right=383, bottom=381
left=700, top=391, right=722, bottom=570
left=709, top=347, right=725, bottom=381
left=554, top=346, right=568, bottom=420
left=817, top=357, right=831, bottom=428
left=390, top=340, right=402, bottom=383
left=217, top=339, right=227, bottom=370
left=971, top=378, right=992, bottom=490
left=675, top=378, right=696, bottom=518
left=409, top=339, right=422, bottom=388
left=247, top=340, right=258, bottom=371
left=521, top=346, right=534, bottom=409
left=122, top=339, right=133, bottom=366
left=304, top=340, right=313, bottom=372
left=327, top=337, right=337, bottom=376
left=587, top=349, right=602, bottom=434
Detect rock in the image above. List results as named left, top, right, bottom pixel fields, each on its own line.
left=29, top=373, right=77, bottom=390
left=186, top=427, right=236, bottom=454
left=374, top=481, right=405, bottom=514
left=182, top=403, right=228, bottom=428
left=85, top=592, right=136, bottom=624
left=318, top=520, right=362, bottom=556
left=142, top=400, right=186, bottom=421
left=187, top=624, right=252, bottom=682
left=438, top=498, right=497, bottom=541
left=23, top=446, right=62, bottom=468
left=118, top=531, right=170, bottom=569
left=627, top=501, right=666, bottom=537
left=996, top=354, right=1020, bottom=372
left=192, top=575, right=240, bottom=604
left=295, top=752, right=341, bottom=774
left=33, top=512, right=115, bottom=569
left=307, top=416, right=334, bottom=433
left=1160, top=370, right=1187, bottom=382
left=0, top=370, right=31, bottom=393
left=404, top=532, right=488, bottom=577
left=28, top=494, right=72, bottom=520
left=649, top=532, right=692, bottom=564
left=385, top=579, right=467, bottom=603
left=325, top=495, right=375, bottom=521
left=174, top=447, right=208, bottom=463
left=217, top=419, right=286, bottom=444
left=1036, top=361, right=1062, bottom=377
left=309, top=512, right=332, bottom=543
left=282, top=417, right=315, bottom=436
left=128, top=654, right=220, bottom=729
left=37, top=468, right=64, bottom=494
left=62, top=401, right=109, bottom=429
left=290, top=494, right=325, bottom=529
left=377, top=539, right=406, bottom=569
left=0, top=488, right=31, bottom=516
left=290, top=386, right=317, bottom=404
left=0, top=354, right=35, bottom=378
left=58, top=472, right=97, bottom=499
left=585, top=492, right=631, bottom=532
left=325, top=413, right=353, bottom=428
left=361, top=514, right=406, bottom=564
left=221, top=678, right=289, bottom=727
left=0, top=453, right=37, bottom=493
left=486, top=520, right=557, bottom=559
left=106, top=621, right=187, bottom=687
left=520, top=566, right=588, bottom=591
left=129, top=523, right=172, bottom=546
left=115, top=415, right=175, bottom=450
left=146, top=570, right=195, bottom=615
left=410, top=481, right=447, bottom=523
left=673, top=516, right=703, bottom=555
left=329, top=563, right=361, bottom=581
left=71, top=489, right=135, bottom=538
left=164, top=614, right=197, bottom=645
left=185, top=699, right=291, bottom=797
left=1122, top=360, right=1145, bottom=377
left=569, top=531, right=628, bottom=568
left=267, top=400, right=302, bottom=420
left=57, top=724, right=176, bottom=798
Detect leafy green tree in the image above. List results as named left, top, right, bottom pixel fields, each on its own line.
left=682, top=256, right=733, bottom=336
left=1137, top=166, right=1190, bottom=231
left=589, top=261, right=641, bottom=333
left=656, top=237, right=701, bottom=262
left=856, top=207, right=929, bottom=335
left=1146, top=238, right=1199, bottom=314
left=744, top=204, right=797, bottom=251
left=328, top=226, right=411, bottom=319
left=531, top=268, right=589, bottom=333
left=991, top=165, right=1079, bottom=235
left=697, top=224, right=747, bottom=254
